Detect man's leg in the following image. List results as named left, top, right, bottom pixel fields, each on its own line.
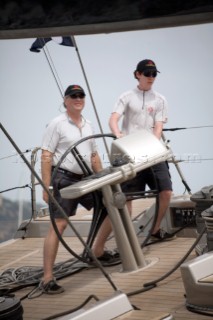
left=147, top=162, right=173, bottom=238
left=92, top=215, right=112, bottom=257
left=152, top=189, right=172, bottom=234
left=92, top=200, right=133, bottom=257
left=43, top=218, right=67, bottom=283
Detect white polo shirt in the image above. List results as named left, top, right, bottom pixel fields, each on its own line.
left=41, top=112, right=97, bottom=174
left=113, top=87, right=168, bottom=135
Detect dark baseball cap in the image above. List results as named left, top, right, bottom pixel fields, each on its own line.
left=135, top=59, right=160, bottom=73
left=64, top=85, right=86, bottom=97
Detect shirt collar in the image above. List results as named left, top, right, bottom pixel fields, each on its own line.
left=66, top=112, right=86, bottom=128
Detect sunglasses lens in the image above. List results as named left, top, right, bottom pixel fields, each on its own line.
left=143, top=71, right=157, bottom=78
left=70, top=94, right=85, bottom=99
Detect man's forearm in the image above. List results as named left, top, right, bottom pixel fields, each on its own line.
left=91, top=152, right=103, bottom=173
left=109, top=113, right=123, bottom=138
left=41, top=152, right=53, bottom=188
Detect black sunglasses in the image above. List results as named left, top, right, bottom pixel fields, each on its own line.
left=143, top=71, right=157, bottom=78
left=69, top=94, right=85, bottom=99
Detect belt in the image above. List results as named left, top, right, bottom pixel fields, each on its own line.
left=52, top=167, right=84, bottom=179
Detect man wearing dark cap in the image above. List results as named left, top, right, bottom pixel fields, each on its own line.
left=108, top=59, right=174, bottom=241
left=40, top=85, right=115, bottom=294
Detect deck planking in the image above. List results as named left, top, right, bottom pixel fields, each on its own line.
left=0, top=198, right=211, bottom=320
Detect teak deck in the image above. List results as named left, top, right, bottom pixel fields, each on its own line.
left=0, top=199, right=211, bottom=320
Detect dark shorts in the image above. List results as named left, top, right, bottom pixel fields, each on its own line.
left=121, top=161, right=172, bottom=195
left=50, top=171, right=94, bottom=219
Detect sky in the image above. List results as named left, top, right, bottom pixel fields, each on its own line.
left=0, top=22, right=213, bottom=210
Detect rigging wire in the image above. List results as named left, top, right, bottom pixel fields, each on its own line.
left=162, top=132, right=192, bottom=194
left=39, top=35, right=110, bottom=155
left=0, top=149, right=32, bottom=161
left=168, top=158, right=213, bottom=163
left=70, top=35, right=109, bottom=155
left=163, top=125, right=213, bottom=131
left=0, top=184, right=31, bottom=194
left=41, top=38, right=64, bottom=97
left=194, top=158, right=213, bottom=161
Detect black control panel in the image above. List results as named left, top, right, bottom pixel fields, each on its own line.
left=170, top=207, right=196, bottom=228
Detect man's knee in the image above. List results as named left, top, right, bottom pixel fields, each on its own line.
left=160, top=190, right=172, bottom=202
left=52, top=218, right=68, bottom=234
